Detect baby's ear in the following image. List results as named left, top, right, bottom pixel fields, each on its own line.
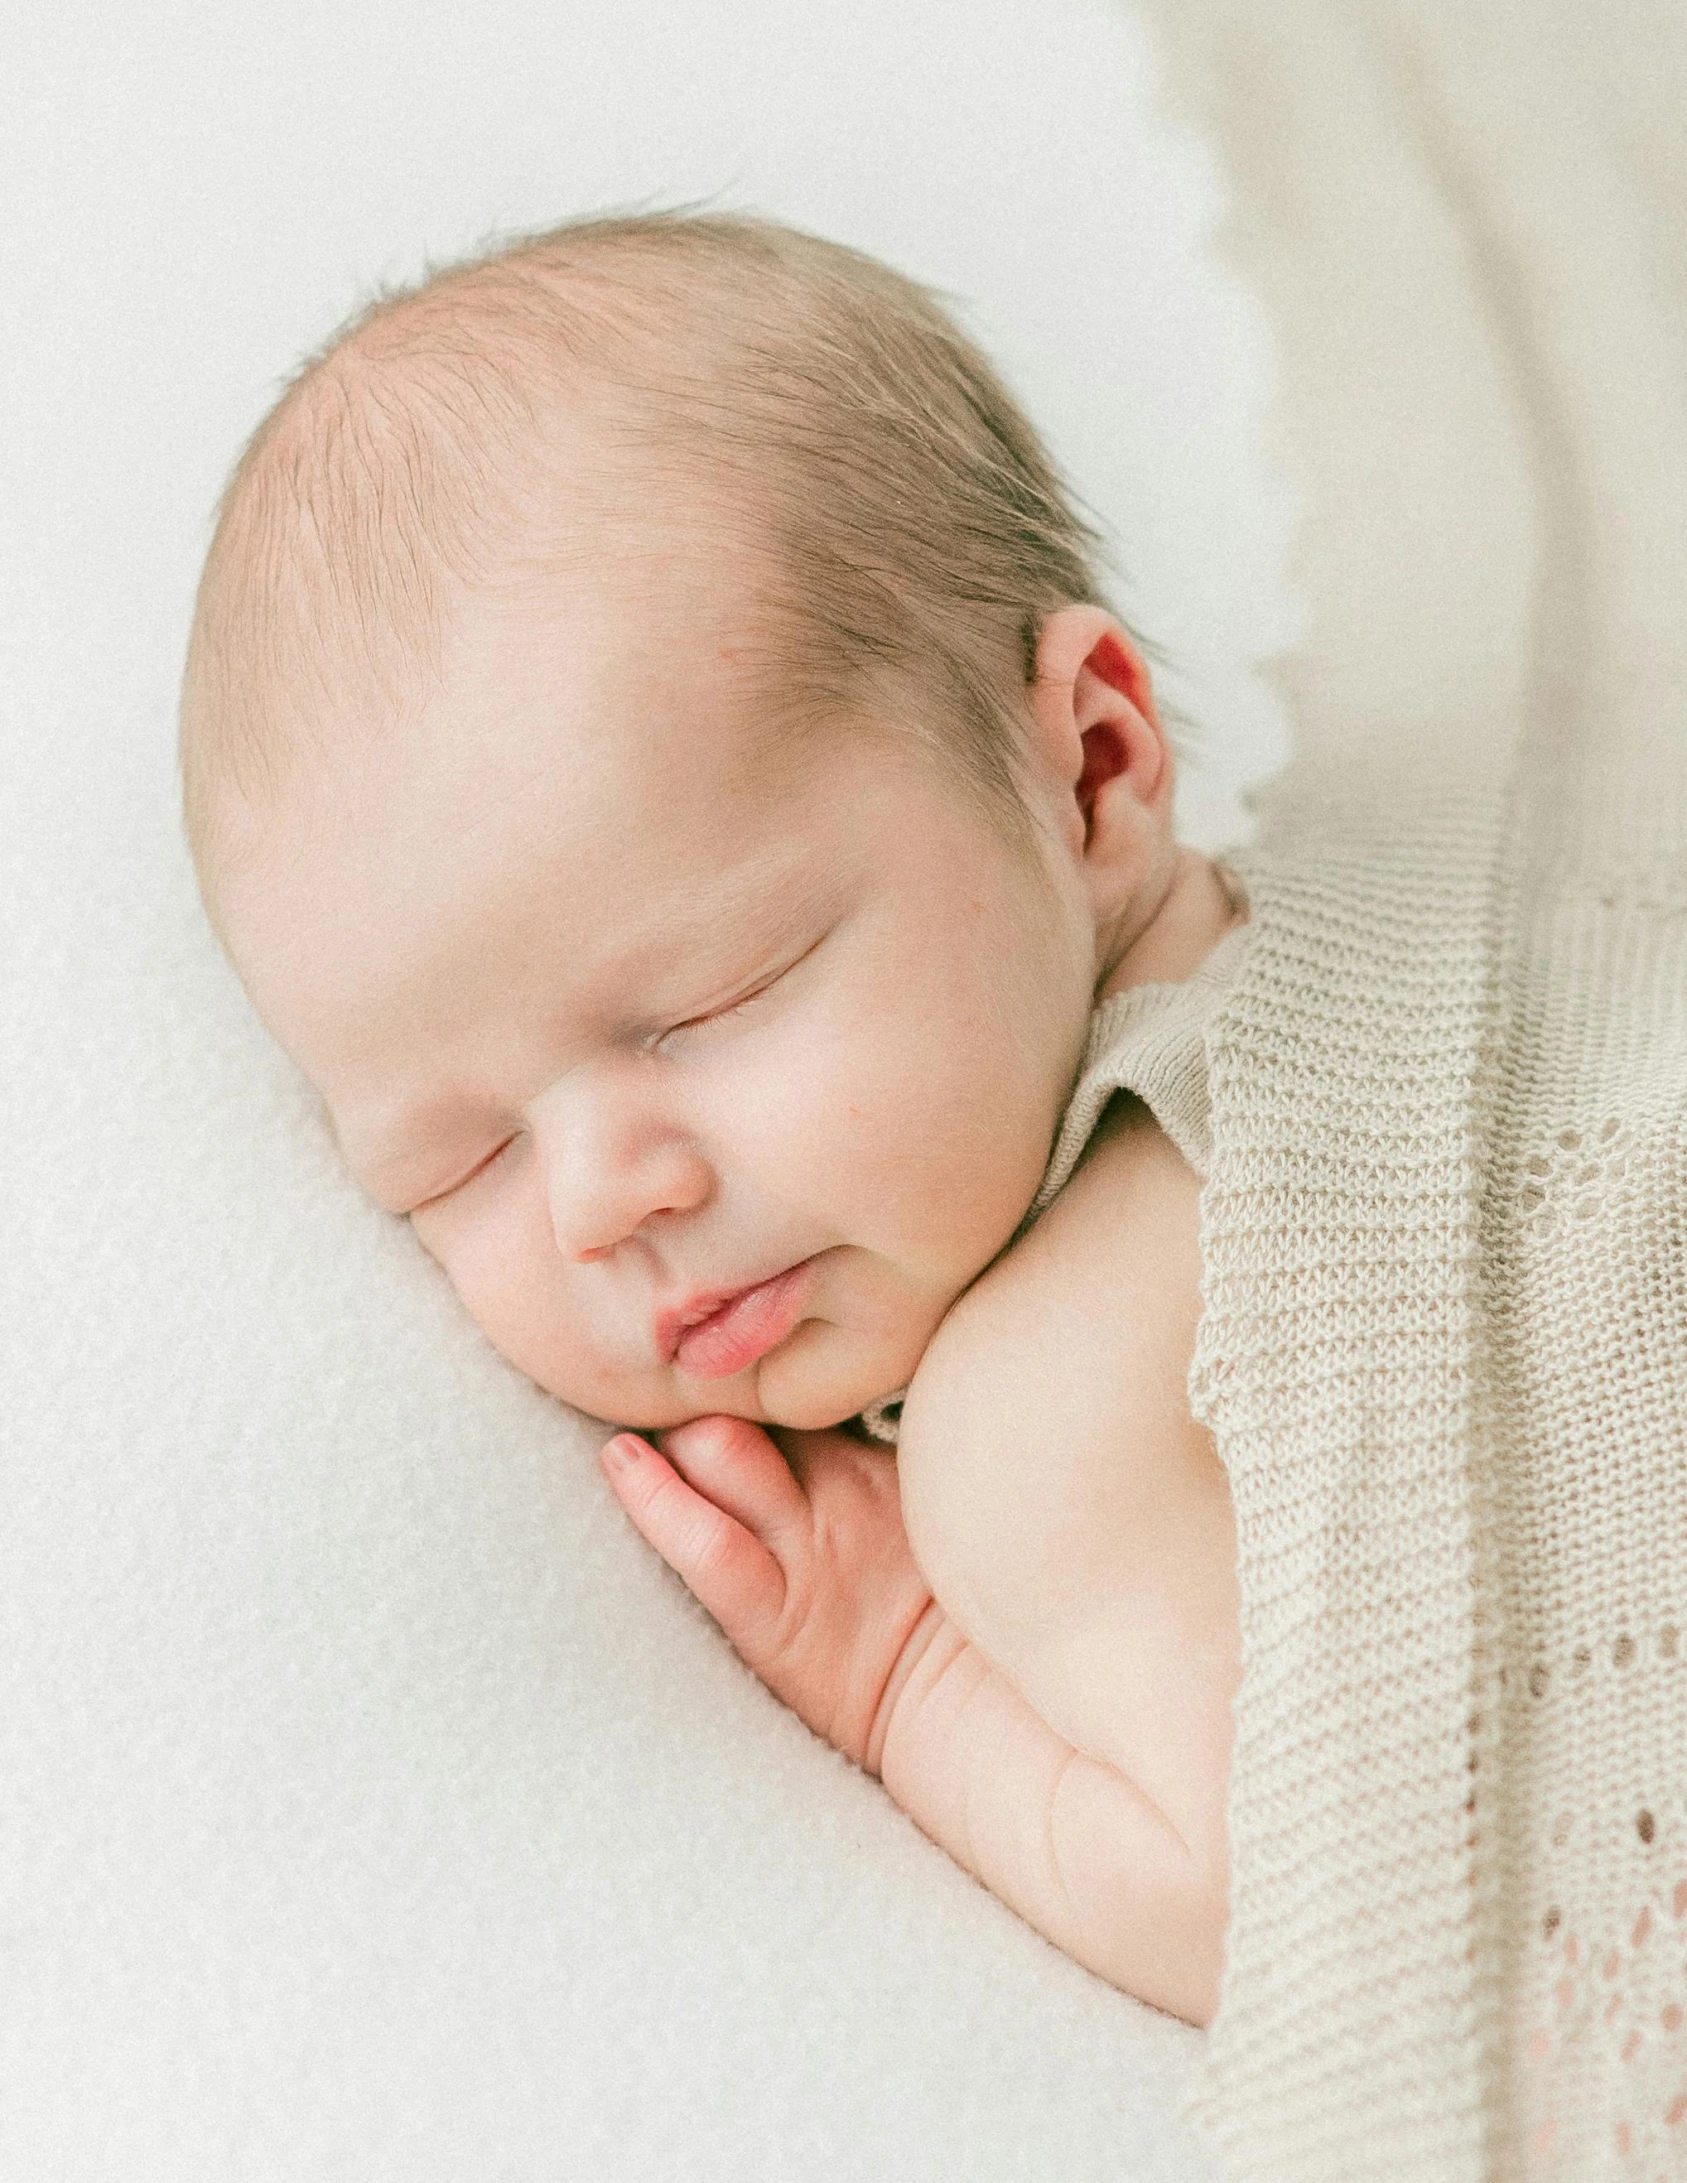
left=1026, top=607, right=1175, bottom=911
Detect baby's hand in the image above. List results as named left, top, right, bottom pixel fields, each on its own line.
left=600, top=1417, right=939, bottom=1776
left=601, top=1413, right=1222, bottom=2020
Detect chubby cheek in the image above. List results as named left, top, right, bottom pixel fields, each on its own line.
left=414, top=1194, right=637, bottom=1419
left=765, top=1004, right=1057, bottom=1284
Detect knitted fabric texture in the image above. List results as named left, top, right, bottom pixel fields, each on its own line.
left=1117, top=7, right=1687, bottom=2166
left=1168, top=753, right=1687, bottom=2182
left=1026, top=903, right=1255, bottom=1209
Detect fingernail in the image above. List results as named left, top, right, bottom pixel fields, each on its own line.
left=604, top=1434, right=644, bottom=1468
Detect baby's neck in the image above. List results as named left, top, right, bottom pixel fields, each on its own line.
left=1096, top=848, right=1244, bottom=1003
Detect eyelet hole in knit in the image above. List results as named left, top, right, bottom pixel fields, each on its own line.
left=1511, top=1610, right=1687, bottom=2173
left=1519, top=1810, right=1687, bottom=2171
left=1515, top=1117, right=1633, bottom=1243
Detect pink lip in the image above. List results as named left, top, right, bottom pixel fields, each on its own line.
left=656, top=1258, right=818, bottom=1381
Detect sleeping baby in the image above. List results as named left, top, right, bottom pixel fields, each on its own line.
left=178, top=210, right=1246, bottom=2031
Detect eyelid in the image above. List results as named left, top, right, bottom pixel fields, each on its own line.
left=408, top=1134, right=516, bottom=1213
left=653, top=929, right=828, bottom=1052
left=656, top=977, right=774, bottom=1047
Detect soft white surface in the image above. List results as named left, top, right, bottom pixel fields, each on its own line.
left=0, top=4, right=1291, bottom=2177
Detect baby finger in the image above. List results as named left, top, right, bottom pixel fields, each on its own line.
left=658, top=1414, right=809, bottom=1554
left=602, top=1433, right=788, bottom=1656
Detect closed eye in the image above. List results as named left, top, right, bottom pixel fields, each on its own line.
left=409, top=1135, right=517, bottom=1213
left=652, top=928, right=830, bottom=1052
left=411, top=923, right=835, bottom=1210
left=658, top=978, right=776, bottom=1046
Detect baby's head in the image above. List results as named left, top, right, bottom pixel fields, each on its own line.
left=181, top=211, right=1181, bottom=1431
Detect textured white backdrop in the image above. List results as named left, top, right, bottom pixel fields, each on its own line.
left=0, top=3, right=1290, bottom=2176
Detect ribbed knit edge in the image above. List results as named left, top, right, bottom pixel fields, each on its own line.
left=1181, top=758, right=1512, bottom=2182
left=1025, top=913, right=1257, bottom=1214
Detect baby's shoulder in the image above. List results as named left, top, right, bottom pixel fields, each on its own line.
left=894, top=1096, right=1217, bottom=1624
left=910, top=1093, right=1205, bottom=1434
left=893, top=1098, right=1237, bottom=1863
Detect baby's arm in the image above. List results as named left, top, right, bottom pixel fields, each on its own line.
left=599, top=1416, right=1223, bottom=2026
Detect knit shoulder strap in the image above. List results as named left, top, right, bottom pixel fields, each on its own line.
left=1026, top=903, right=1255, bottom=1218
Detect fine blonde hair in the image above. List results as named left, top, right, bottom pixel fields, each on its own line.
left=179, top=207, right=1119, bottom=887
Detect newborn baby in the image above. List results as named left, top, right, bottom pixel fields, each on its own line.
left=180, top=211, right=1242, bottom=2029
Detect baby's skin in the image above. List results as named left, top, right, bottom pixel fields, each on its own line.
left=214, top=504, right=1242, bottom=2028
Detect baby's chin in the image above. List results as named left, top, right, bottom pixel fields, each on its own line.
left=740, top=1308, right=923, bottom=1432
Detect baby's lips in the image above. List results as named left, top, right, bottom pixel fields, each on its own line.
left=667, top=1259, right=817, bottom=1380
left=654, top=1264, right=789, bottom=1362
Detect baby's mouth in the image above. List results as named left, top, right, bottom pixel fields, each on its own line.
left=656, top=1258, right=819, bottom=1380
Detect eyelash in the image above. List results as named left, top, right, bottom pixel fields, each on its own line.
left=658, top=928, right=830, bottom=1051
left=654, top=976, right=775, bottom=1050
left=412, top=1136, right=515, bottom=1211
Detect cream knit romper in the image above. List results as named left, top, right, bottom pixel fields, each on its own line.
left=1026, top=888, right=1254, bottom=1218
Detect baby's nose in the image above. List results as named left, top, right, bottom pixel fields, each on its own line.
left=541, top=1126, right=715, bottom=1262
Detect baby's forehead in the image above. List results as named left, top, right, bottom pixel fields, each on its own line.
left=251, top=590, right=857, bottom=904
left=227, top=470, right=792, bottom=838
